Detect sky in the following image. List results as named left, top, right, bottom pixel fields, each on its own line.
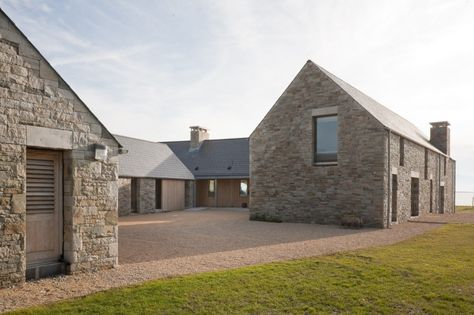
left=1, top=0, right=473, bottom=195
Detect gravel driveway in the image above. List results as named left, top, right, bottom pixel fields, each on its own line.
left=1, top=208, right=472, bottom=313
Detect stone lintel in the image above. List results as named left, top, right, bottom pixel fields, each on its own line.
left=26, top=125, right=72, bottom=149
left=311, top=106, right=338, bottom=117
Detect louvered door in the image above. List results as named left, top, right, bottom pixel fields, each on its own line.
left=26, top=150, right=62, bottom=265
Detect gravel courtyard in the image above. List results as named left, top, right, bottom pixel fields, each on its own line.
left=1, top=208, right=472, bottom=313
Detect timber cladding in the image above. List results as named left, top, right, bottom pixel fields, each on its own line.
left=117, top=177, right=187, bottom=215
left=196, top=179, right=249, bottom=208
left=162, top=179, right=185, bottom=211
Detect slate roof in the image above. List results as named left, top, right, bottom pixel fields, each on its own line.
left=313, top=61, right=445, bottom=155
left=115, top=135, right=194, bottom=180
left=165, top=138, right=249, bottom=179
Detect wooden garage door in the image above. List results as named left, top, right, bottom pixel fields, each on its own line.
left=26, top=150, right=63, bottom=265
left=161, top=179, right=185, bottom=211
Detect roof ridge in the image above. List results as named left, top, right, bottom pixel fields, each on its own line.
left=114, top=134, right=166, bottom=146
left=310, top=61, right=445, bottom=156
left=314, top=62, right=421, bottom=131
left=163, top=137, right=249, bottom=143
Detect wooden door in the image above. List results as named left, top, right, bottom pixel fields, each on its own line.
left=161, top=179, right=185, bottom=211
left=26, top=150, right=63, bottom=266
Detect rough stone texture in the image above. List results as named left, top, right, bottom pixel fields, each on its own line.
left=185, top=180, right=195, bottom=208
left=137, top=178, right=155, bottom=213
left=0, top=12, right=120, bottom=287
left=386, top=133, right=455, bottom=225
left=250, top=62, right=387, bottom=227
left=250, top=61, right=455, bottom=228
left=118, top=178, right=131, bottom=216
left=118, top=177, right=193, bottom=216
left=429, top=122, right=450, bottom=155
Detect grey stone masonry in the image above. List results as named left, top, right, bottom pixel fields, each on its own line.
left=250, top=60, right=455, bottom=228
left=185, top=180, right=195, bottom=208
left=138, top=178, right=155, bottom=213
left=118, top=178, right=131, bottom=216
left=250, top=61, right=387, bottom=227
left=385, top=133, right=455, bottom=225
left=430, top=121, right=450, bottom=156
left=0, top=11, right=120, bottom=287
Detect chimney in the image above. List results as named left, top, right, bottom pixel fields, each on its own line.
left=189, top=126, right=209, bottom=151
left=429, top=121, right=450, bottom=156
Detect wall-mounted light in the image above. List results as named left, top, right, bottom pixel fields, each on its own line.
left=94, top=144, right=108, bottom=161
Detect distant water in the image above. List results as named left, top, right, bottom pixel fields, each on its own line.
left=456, top=192, right=474, bottom=206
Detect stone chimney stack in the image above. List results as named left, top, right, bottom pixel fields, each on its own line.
left=190, top=126, right=209, bottom=151
left=429, top=121, right=450, bottom=156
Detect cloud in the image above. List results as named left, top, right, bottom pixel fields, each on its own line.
left=1, top=0, right=473, bottom=189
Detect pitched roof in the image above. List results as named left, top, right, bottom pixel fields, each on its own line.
left=115, top=135, right=194, bottom=180
left=165, top=138, right=249, bottom=179
left=311, top=61, right=444, bottom=155
left=0, top=8, right=122, bottom=148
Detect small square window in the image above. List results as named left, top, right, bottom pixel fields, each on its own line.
left=240, top=180, right=248, bottom=197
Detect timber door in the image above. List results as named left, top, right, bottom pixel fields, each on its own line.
left=26, top=150, right=63, bottom=266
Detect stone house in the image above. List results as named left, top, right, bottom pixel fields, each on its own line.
left=166, top=127, right=250, bottom=208
left=115, top=135, right=194, bottom=216
left=250, top=60, right=455, bottom=228
left=0, top=9, right=122, bottom=287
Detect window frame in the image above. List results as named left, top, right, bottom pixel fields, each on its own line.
left=208, top=179, right=216, bottom=198
left=239, top=179, right=249, bottom=197
left=313, top=114, right=338, bottom=165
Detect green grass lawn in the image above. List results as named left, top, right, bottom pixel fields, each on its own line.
left=457, top=205, right=474, bottom=212
left=10, top=224, right=474, bottom=315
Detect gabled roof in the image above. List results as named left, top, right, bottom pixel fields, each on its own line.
left=0, top=8, right=121, bottom=148
left=115, top=135, right=194, bottom=180
left=165, top=138, right=249, bottom=179
left=311, top=61, right=444, bottom=155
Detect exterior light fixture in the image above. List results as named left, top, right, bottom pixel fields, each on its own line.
left=94, top=144, right=108, bottom=161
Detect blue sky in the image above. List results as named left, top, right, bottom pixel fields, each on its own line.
left=1, top=0, right=473, bottom=194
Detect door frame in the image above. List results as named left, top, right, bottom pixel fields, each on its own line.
left=26, top=149, right=64, bottom=266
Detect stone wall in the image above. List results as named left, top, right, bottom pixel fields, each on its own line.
left=0, top=12, right=119, bottom=287
left=138, top=178, right=155, bottom=213
left=250, top=61, right=456, bottom=229
left=118, top=178, right=131, bottom=216
left=385, top=133, right=455, bottom=225
left=250, top=61, right=387, bottom=227
left=185, top=180, right=195, bottom=208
